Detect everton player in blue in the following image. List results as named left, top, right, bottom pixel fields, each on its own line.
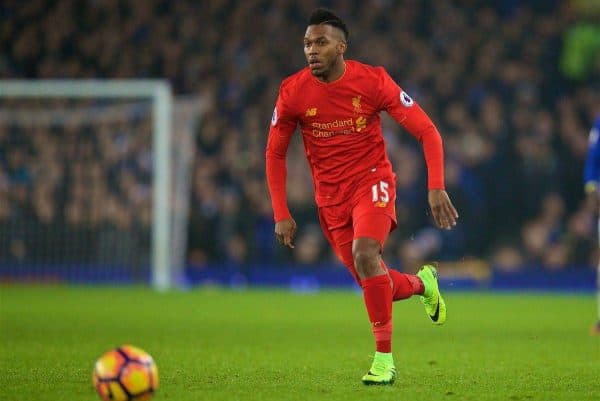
left=583, top=116, right=600, bottom=335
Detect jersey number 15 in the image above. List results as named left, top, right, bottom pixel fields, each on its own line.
left=371, top=181, right=390, bottom=203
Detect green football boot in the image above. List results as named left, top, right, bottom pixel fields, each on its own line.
left=361, top=352, right=396, bottom=385
left=417, top=264, right=446, bottom=325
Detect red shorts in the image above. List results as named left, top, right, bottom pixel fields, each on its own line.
left=317, top=174, right=397, bottom=254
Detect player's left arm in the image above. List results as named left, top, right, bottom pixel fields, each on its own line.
left=584, top=119, right=600, bottom=195
left=375, top=67, right=458, bottom=230
left=584, top=118, right=600, bottom=214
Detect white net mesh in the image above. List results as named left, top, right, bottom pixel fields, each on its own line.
left=0, top=91, right=202, bottom=285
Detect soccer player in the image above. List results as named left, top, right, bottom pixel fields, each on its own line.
left=265, top=9, right=459, bottom=384
left=583, top=116, right=600, bottom=335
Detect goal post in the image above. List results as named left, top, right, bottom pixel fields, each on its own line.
left=0, top=79, right=178, bottom=290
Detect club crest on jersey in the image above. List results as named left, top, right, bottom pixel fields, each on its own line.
left=271, top=107, right=278, bottom=126
left=352, top=96, right=362, bottom=112
left=400, top=91, right=414, bottom=107
left=306, top=107, right=317, bottom=117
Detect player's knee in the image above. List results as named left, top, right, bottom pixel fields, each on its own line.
left=352, top=239, right=381, bottom=278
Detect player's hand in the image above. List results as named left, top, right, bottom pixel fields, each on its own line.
left=428, top=189, right=459, bottom=230
left=275, top=217, right=297, bottom=249
left=585, top=191, right=599, bottom=214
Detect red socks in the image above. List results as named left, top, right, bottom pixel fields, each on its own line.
left=387, top=267, right=425, bottom=300
left=359, top=263, right=425, bottom=353
left=361, top=274, right=393, bottom=353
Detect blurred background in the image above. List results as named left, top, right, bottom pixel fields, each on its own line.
left=1, top=0, right=599, bottom=290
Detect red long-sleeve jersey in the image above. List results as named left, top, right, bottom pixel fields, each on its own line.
left=266, top=60, right=445, bottom=222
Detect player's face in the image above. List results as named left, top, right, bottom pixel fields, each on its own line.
left=303, top=24, right=346, bottom=80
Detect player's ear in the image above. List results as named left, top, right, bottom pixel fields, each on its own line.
left=337, top=41, right=347, bottom=55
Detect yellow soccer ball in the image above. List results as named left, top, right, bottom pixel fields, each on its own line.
left=93, top=345, right=159, bottom=401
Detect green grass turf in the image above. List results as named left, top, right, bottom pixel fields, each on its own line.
left=0, top=285, right=598, bottom=401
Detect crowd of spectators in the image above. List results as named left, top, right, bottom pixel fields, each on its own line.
left=1, top=0, right=599, bottom=275
left=0, top=100, right=153, bottom=273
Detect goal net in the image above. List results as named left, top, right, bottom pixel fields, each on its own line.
left=0, top=80, right=202, bottom=290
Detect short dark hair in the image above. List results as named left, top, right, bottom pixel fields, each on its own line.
left=308, top=8, right=349, bottom=41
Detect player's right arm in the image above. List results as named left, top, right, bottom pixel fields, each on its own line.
left=266, top=82, right=299, bottom=248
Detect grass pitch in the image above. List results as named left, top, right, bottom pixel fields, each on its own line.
left=0, top=285, right=598, bottom=401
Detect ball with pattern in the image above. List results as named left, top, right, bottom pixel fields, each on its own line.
left=93, top=345, right=159, bottom=401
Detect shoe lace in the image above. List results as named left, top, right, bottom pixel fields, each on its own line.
left=421, top=291, right=434, bottom=306
left=370, top=358, right=390, bottom=375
